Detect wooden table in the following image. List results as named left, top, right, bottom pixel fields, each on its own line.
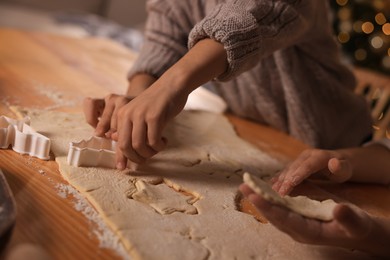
left=0, top=28, right=389, bottom=259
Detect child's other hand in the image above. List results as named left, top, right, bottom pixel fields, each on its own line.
left=239, top=184, right=386, bottom=256
left=271, top=149, right=353, bottom=196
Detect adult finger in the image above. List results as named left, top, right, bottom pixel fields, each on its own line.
left=333, top=204, right=372, bottom=238
left=95, top=95, right=117, bottom=136
left=249, top=194, right=326, bottom=243
left=83, top=98, right=105, bottom=128
left=109, top=97, right=132, bottom=138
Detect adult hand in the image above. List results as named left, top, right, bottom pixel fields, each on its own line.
left=83, top=94, right=134, bottom=139
left=271, top=149, right=353, bottom=196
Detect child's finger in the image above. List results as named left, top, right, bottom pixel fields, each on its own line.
left=115, top=143, right=127, bottom=170
left=132, top=121, right=157, bottom=159
left=272, top=150, right=314, bottom=193
left=327, top=158, right=352, bottom=183
left=278, top=151, right=336, bottom=195
left=147, top=119, right=166, bottom=152
left=238, top=183, right=256, bottom=197
left=117, top=119, right=145, bottom=164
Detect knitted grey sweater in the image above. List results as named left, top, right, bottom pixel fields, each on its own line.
left=128, top=0, right=372, bottom=149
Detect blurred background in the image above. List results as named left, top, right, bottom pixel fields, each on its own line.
left=331, top=0, right=390, bottom=75
left=0, top=0, right=147, bottom=51
left=0, top=0, right=389, bottom=75
left=0, top=0, right=388, bottom=138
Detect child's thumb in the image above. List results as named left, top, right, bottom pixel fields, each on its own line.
left=327, top=158, right=352, bottom=183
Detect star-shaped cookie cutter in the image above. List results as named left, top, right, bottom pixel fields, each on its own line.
left=67, top=136, right=117, bottom=168
left=0, top=116, right=51, bottom=160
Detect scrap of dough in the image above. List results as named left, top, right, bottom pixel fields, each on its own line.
left=21, top=108, right=369, bottom=260
left=130, top=180, right=198, bottom=215
left=243, top=173, right=337, bottom=221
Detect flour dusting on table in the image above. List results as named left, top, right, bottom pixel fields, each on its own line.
left=56, top=183, right=130, bottom=260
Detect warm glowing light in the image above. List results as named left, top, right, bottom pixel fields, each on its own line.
left=355, top=49, right=367, bottom=61
left=371, top=36, right=384, bottom=49
left=338, top=8, right=351, bottom=21
left=388, top=48, right=390, bottom=56
left=338, top=32, right=350, bottom=43
left=375, top=13, right=387, bottom=25
left=336, top=0, right=348, bottom=6
left=340, top=21, right=352, bottom=32
left=378, top=112, right=384, bottom=121
left=382, top=56, right=390, bottom=69
left=373, top=0, right=385, bottom=10
left=382, top=23, right=390, bottom=35
left=362, top=22, right=374, bottom=34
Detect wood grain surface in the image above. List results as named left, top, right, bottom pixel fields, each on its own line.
left=0, top=28, right=389, bottom=259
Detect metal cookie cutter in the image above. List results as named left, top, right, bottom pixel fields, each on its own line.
left=67, top=136, right=117, bottom=168
left=0, top=116, right=50, bottom=160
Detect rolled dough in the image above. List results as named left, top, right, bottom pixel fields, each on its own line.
left=243, top=173, right=337, bottom=221
left=19, top=108, right=369, bottom=260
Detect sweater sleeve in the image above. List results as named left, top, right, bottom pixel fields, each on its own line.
left=188, top=0, right=317, bottom=81
left=127, top=0, right=190, bottom=80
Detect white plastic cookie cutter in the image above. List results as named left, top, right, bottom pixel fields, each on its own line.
left=0, top=115, right=51, bottom=160
left=67, top=136, right=117, bottom=168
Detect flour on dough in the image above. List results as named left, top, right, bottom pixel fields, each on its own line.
left=20, top=108, right=369, bottom=260
left=243, top=173, right=337, bottom=221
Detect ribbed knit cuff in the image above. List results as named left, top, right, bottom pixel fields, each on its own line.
left=188, top=3, right=259, bottom=81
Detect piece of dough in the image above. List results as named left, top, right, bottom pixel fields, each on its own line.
left=20, top=108, right=369, bottom=260
left=243, top=173, right=337, bottom=221
left=129, top=180, right=198, bottom=215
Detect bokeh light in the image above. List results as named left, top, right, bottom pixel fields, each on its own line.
left=383, top=23, right=390, bottom=35
left=338, top=32, right=350, bottom=43
left=362, top=22, right=374, bottom=34
left=375, top=13, right=387, bottom=25
left=355, top=49, right=367, bottom=60
left=331, top=0, right=389, bottom=73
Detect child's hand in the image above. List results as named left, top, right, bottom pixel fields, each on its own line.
left=112, top=83, right=188, bottom=168
left=271, top=149, right=353, bottom=196
left=83, top=95, right=134, bottom=138
left=239, top=184, right=389, bottom=257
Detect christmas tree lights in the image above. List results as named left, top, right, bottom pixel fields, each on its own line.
left=330, top=0, right=390, bottom=74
